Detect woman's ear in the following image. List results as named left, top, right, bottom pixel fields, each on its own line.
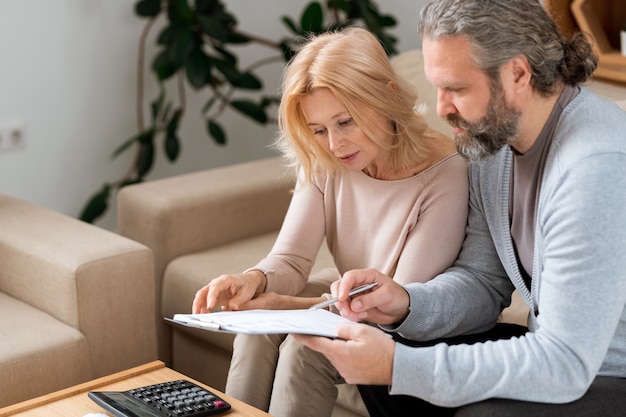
left=387, top=80, right=398, bottom=90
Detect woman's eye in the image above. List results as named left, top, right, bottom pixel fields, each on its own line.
left=312, top=128, right=326, bottom=136
left=338, top=118, right=353, bottom=127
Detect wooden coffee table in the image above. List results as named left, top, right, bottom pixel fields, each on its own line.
left=0, top=361, right=270, bottom=417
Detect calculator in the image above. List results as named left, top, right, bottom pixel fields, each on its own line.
left=88, top=379, right=232, bottom=417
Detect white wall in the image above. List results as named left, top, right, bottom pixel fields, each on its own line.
left=0, top=1, right=428, bottom=230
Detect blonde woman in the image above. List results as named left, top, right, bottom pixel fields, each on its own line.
left=192, top=27, right=468, bottom=417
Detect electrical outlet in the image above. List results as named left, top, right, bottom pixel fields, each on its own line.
left=0, top=120, right=26, bottom=152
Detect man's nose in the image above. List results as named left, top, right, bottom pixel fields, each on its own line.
left=437, top=89, right=456, bottom=118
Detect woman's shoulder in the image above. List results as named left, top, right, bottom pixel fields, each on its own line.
left=421, top=131, right=466, bottom=173
left=422, top=152, right=466, bottom=182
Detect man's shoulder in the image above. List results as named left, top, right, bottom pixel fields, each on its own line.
left=561, top=88, right=626, bottom=135
left=554, top=88, right=626, bottom=158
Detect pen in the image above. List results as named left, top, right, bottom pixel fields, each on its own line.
left=307, top=282, right=379, bottom=311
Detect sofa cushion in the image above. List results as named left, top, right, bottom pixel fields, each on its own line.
left=0, top=292, right=90, bottom=407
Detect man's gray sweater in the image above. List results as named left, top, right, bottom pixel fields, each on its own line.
left=389, top=87, right=626, bottom=407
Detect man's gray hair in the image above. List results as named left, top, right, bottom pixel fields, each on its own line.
left=418, top=0, right=598, bottom=96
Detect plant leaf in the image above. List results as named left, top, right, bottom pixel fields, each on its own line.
left=164, top=109, right=181, bottom=161
left=197, top=15, right=229, bottom=43
left=213, top=44, right=237, bottom=65
left=301, top=2, right=324, bottom=33
left=152, top=49, right=178, bottom=81
left=281, top=16, right=299, bottom=34
left=135, top=0, right=162, bottom=17
left=194, top=0, right=215, bottom=13
left=167, top=0, right=193, bottom=24
left=226, top=31, right=251, bottom=44
left=195, top=0, right=237, bottom=28
left=168, top=25, right=194, bottom=68
left=261, top=95, right=279, bottom=108
left=111, top=132, right=143, bottom=159
left=167, top=109, right=182, bottom=134
left=231, top=99, right=268, bottom=124
left=378, top=15, right=397, bottom=28
left=157, top=24, right=175, bottom=45
left=186, top=46, right=212, bottom=88
left=212, top=58, right=241, bottom=85
left=232, top=72, right=262, bottom=90
left=151, top=88, right=165, bottom=124
left=136, top=140, right=155, bottom=178
left=160, top=101, right=173, bottom=124
left=278, top=40, right=296, bottom=62
left=79, top=184, right=110, bottom=224
left=202, top=97, right=217, bottom=114
left=137, top=128, right=156, bottom=144
left=164, top=131, right=180, bottom=161
left=207, top=120, right=227, bottom=145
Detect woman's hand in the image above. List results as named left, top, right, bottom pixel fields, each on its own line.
left=192, top=270, right=266, bottom=313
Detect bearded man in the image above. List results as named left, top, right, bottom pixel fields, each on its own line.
left=295, top=1, right=626, bottom=416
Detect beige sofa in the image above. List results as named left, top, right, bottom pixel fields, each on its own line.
left=117, top=50, right=529, bottom=417
left=0, top=193, right=158, bottom=408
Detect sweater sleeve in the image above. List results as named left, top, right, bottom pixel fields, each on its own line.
left=251, top=176, right=327, bottom=295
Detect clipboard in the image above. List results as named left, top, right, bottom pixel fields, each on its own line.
left=166, top=308, right=355, bottom=339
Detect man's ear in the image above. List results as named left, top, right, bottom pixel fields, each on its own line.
left=508, top=55, right=532, bottom=91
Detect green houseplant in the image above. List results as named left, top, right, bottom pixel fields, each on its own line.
left=80, top=0, right=398, bottom=223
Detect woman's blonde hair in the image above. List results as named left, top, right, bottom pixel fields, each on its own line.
left=274, top=27, right=433, bottom=182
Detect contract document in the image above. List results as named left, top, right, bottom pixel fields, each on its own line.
left=167, top=308, right=354, bottom=339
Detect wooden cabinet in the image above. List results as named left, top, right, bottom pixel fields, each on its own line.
left=545, top=0, right=626, bottom=83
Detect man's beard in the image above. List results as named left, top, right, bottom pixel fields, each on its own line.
left=446, top=87, right=521, bottom=162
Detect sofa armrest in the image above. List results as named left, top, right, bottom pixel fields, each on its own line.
left=117, top=156, right=294, bottom=295
left=0, top=193, right=157, bottom=377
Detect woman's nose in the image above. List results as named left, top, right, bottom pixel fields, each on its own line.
left=327, top=130, right=344, bottom=152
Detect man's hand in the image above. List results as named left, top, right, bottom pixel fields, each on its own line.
left=333, top=268, right=411, bottom=325
left=294, top=323, right=395, bottom=385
